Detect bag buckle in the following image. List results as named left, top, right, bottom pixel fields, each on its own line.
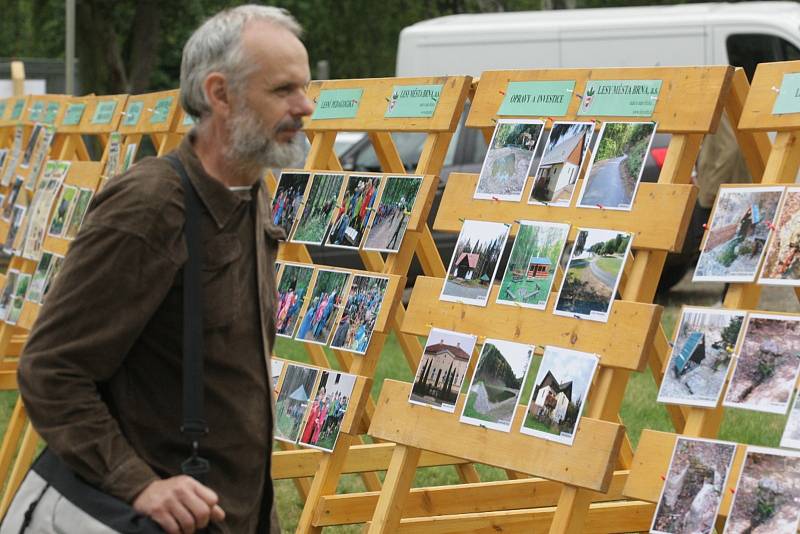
left=181, top=440, right=210, bottom=482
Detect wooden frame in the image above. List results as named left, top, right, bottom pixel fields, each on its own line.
left=356, top=65, right=740, bottom=534
left=623, top=59, right=797, bottom=532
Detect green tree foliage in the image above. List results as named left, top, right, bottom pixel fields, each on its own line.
left=475, top=343, right=524, bottom=389
left=4, top=0, right=702, bottom=96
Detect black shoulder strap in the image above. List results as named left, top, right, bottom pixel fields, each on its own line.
left=164, top=154, right=210, bottom=482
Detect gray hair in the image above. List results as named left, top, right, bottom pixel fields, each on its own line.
left=180, top=5, right=302, bottom=120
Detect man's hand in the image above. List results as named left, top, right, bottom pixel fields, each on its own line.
left=133, top=476, right=225, bottom=533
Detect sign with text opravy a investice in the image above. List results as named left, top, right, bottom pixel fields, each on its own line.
left=385, top=84, right=443, bottom=118
left=498, top=81, right=575, bottom=117
left=311, top=88, right=363, bottom=120
left=578, top=79, right=662, bottom=117
left=772, top=72, right=800, bottom=115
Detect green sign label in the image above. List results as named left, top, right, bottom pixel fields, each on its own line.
left=311, top=88, right=362, bottom=120
left=578, top=79, right=662, bottom=117
left=772, top=72, right=800, bottom=115
left=0, top=101, right=7, bottom=119
left=182, top=113, right=196, bottom=127
left=385, top=84, right=442, bottom=118
left=62, top=103, right=86, bottom=126
left=28, top=101, right=45, bottom=122
left=10, top=99, right=25, bottom=120
left=498, top=80, right=575, bottom=117
left=91, top=100, right=118, bottom=125
left=122, top=101, right=144, bottom=126
left=43, top=102, right=60, bottom=125
left=150, top=96, right=174, bottom=124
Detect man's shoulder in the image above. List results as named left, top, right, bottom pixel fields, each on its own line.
left=84, top=156, right=184, bottom=244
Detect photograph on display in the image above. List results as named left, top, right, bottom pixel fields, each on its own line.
left=25, top=126, right=55, bottom=190
left=298, top=370, right=356, bottom=452
left=440, top=220, right=510, bottom=307
left=759, top=187, right=800, bottom=285
left=723, top=447, right=800, bottom=534
left=0, top=270, right=19, bottom=321
left=271, top=171, right=310, bottom=238
left=694, top=187, right=784, bottom=283
left=48, top=185, right=78, bottom=238
left=275, top=264, right=314, bottom=338
left=658, top=308, right=746, bottom=408
left=521, top=346, right=598, bottom=445
left=409, top=328, right=477, bottom=413
left=781, top=394, right=800, bottom=450
left=121, top=143, right=138, bottom=173
left=274, top=364, right=319, bottom=443
left=723, top=314, right=800, bottom=415
left=553, top=228, right=632, bottom=322
left=496, top=221, right=570, bottom=310
left=363, top=175, right=423, bottom=253
left=2, top=176, right=24, bottom=221
left=529, top=121, right=594, bottom=207
left=294, top=269, right=351, bottom=346
left=21, top=162, right=70, bottom=260
left=460, top=339, right=533, bottom=432
left=271, top=359, right=285, bottom=393
left=20, top=124, right=42, bottom=168
left=576, top=121, right=657, bottom=210
left=3, top=205, right=27, bottom=255
left=329, top=274, right=389, bottom=354
left=25, top=252, right=54, bottom=305
left=63, top=188, right=94, bottom=240
left=6, top=273, right=31, bottom=325
left=326, top=175, right=381, bottom=249
left=651, top=437, right=736, bottom=534
left=0, top=126, right=23, bottom=187
left=474, top=119, right=545, bottom=201
left=103, top=133, right=122, bottom=179
left=40, top=255, right=64, bottom=302
left=290, top=173, right=345, bottom=245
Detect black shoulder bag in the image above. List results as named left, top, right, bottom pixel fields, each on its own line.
left=2, top=155, right=209, bottom=534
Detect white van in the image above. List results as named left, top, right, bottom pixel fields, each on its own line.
left=396, top=2, right=800, bottom=76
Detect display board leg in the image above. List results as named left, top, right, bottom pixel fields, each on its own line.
left=366, top=444, right=421, bottom=534
left=0, top=423, right=38, bottom=518
left=548, top=485, right=594, bottom=534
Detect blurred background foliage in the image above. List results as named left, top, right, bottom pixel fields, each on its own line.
left=0, top=0, right=717, bottom=95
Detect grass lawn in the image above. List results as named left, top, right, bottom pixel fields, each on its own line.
left=595, top=256, right=623, bottom=275
left=0, top=298, right=791, bottom=534
left=522, top=412, right=560, bottom=435
left=498, top=276, right=551, bottom=305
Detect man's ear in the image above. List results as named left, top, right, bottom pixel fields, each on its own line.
left=203, top=72, right=231, bottom=117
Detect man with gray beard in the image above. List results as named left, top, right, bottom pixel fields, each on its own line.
left=10, top=5, right=312, bottom=534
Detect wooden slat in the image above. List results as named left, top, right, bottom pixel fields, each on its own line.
left=434, top=173, right=697, bottom=252
left=740, top=60, right=800, bottom=131
left=373, top=500, right=655, bottom=534
left=315, top=471, right=629, bottom=527
left=468, top=66, right=732, bottom=133
left=272, top=442, right=471, bottom=480
left=404, top=276, right=661, bottom=371
left=304, top=76, right=471, bottom=132
left=369, top=380, right=623, bottom=492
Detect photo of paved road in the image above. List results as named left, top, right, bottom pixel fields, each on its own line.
left=555, top=229, right=631, bottom=319
left=579, top=121, right=655, bottom=209
left=579, top=155, right=628, bottom=207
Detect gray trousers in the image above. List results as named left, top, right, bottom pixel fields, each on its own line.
left=0, top=471, right=121, bottom=534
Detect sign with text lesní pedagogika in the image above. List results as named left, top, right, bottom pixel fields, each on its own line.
left=498, top=81, right=575, bottom=117
left=772, top=73, right=800, bottom=115
left=311, top=88, right=363, bottom=120
left=578, top=79, right=662, bottom=117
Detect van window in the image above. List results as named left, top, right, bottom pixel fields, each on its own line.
left=727, top=34, right=800, bottom=81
